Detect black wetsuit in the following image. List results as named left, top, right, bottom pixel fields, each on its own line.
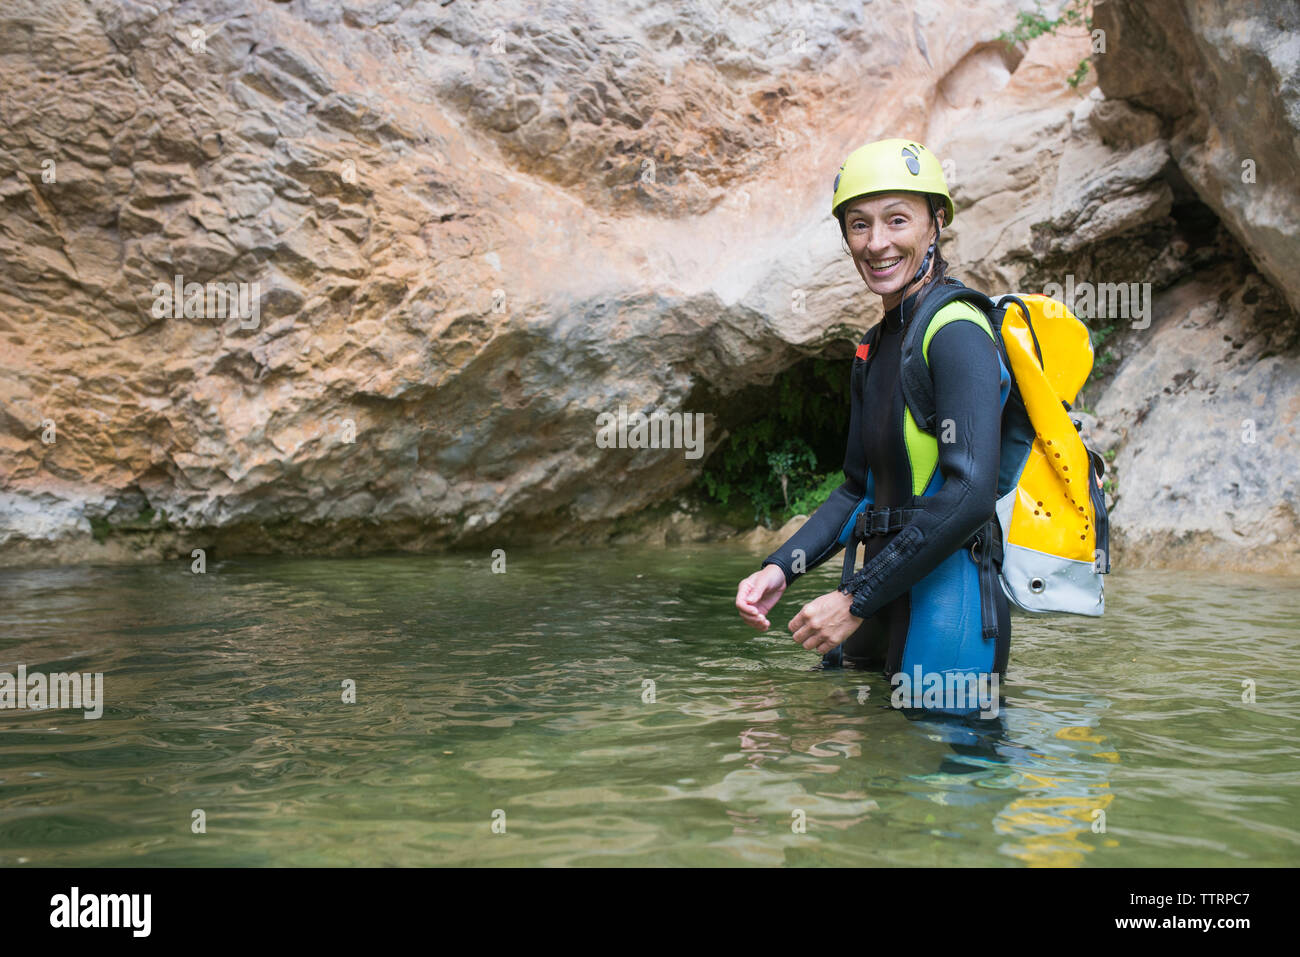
left=762, top=287, right=1011, bottom=675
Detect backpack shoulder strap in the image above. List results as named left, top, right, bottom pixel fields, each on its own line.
left=899, top=280, right=997, bottom=434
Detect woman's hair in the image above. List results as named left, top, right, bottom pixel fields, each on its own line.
left=909, top=201, right=953, bottom=319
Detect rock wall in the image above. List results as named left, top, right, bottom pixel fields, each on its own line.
left=0, top=0, right=1296, bottom=571
left=1093, top=0, right=1300, bottom=314
left=1083, top=0, right=1300, bottom=572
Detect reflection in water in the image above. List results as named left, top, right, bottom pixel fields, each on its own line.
left=993, top=700, right=1119, bottom=867
left=0, top=549, right=1296, bottom=867
left=895, top=696, right=1119, bottom=867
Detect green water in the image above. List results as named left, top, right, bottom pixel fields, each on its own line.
left=1, top=546, right=1296, bottom=867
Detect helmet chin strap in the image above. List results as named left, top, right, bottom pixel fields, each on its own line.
left=900, top=197, right=942, bottom=328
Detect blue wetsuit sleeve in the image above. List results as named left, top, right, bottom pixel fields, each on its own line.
left=840, top=319, right=1001, bottom=619
left=760, top=350, right=869, bottom=587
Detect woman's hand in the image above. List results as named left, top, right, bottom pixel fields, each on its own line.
left=789, top=590, right=862, bottom=654
left=735, top=564, right=788, bottom=630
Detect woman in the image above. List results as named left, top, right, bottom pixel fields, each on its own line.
left=734, top=138, right=1010, bottom=701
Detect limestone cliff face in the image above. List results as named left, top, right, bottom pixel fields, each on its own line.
left=0, top=0, right=1296, bottom=571
left=1092, top=0, right=1300, bottom=315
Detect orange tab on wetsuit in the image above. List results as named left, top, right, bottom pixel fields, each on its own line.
left=856, top=342, right=871, bottom=360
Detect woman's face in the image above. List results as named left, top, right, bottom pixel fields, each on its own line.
left=842, top=192, right=944, bottom=310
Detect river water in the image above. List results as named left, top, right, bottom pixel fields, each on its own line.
left=1, top=545, right=1296, bottom=866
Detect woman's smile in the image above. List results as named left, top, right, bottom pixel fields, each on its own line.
left=866, top=255, right=904, bottom=277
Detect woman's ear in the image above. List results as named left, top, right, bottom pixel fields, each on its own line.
left=930, top=206, right=945, bottom=246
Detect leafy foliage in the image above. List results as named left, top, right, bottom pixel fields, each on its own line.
left=767, top=438, right=818, bottom=509
left=88, top=506, right=170, bottom=543
left=1066, top=59, right=1090, bottom=90
left=786, top=470, right=844, bottom=519
left=996, top=0, right=1094, bottom=91
left=1088, top=319, right=1119, bottom=376
left=699, top=357, right=850, bottom=527
left=997, top=0, right=1091, bottom=45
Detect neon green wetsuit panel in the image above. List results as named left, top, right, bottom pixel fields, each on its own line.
left=903, top=301, right=996, bottom=496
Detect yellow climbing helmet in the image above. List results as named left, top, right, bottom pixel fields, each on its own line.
left=831, top=138, right=955, bottom=227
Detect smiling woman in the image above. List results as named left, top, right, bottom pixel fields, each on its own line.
left=843, top=194, right=944, bottom=307
left=734, top=138, right=1012, bottom=713
left=833, top=139, right=955, bottom=323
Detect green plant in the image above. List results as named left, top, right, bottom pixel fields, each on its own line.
left=996, top=0, right=1094, bottom=91
left=86, top=506, right=170, bottom=543
left=1084, top=319, right=1119, bottom=376
left=786, top=471, right=843, bottom=519
left=767, top=438, right=817, bottom=509
left=1090, top=320, right=1116, bottom=350
left=698, top=358, right=850, bottom=527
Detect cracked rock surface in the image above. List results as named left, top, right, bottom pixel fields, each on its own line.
left=0, top=0, right=1296, bottom=571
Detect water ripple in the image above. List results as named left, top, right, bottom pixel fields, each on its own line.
left=0, top=553, right=1296, bottom=866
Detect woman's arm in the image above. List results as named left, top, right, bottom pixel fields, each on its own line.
left=838, top=317, right=1001, bottom=619
left=761, top=479, right=863, bottom=586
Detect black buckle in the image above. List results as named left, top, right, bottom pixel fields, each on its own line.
left=854, top=505, right=920, bottom=540
left=968, top=521, right=1004, bottom=566
left=852, top=504, right=929, bottom=541
left=869, top=506, right=891, bottom=536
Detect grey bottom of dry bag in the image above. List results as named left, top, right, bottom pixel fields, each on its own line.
left=995, top=489, right=1105, bottom=616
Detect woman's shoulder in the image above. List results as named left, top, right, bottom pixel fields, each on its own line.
left=922, top=297, right=995, bottom=361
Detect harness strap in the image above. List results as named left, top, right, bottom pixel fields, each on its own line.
left=839, top=506, right=1006, bottom=643
left=968, top=517, right=1004, bottom=640
left=840, top=504, right=926, bottom=580
left=854, top=504, right=925, bottom=539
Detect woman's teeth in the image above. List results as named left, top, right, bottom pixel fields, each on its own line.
left=869, top=256, right=903, bottom=274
